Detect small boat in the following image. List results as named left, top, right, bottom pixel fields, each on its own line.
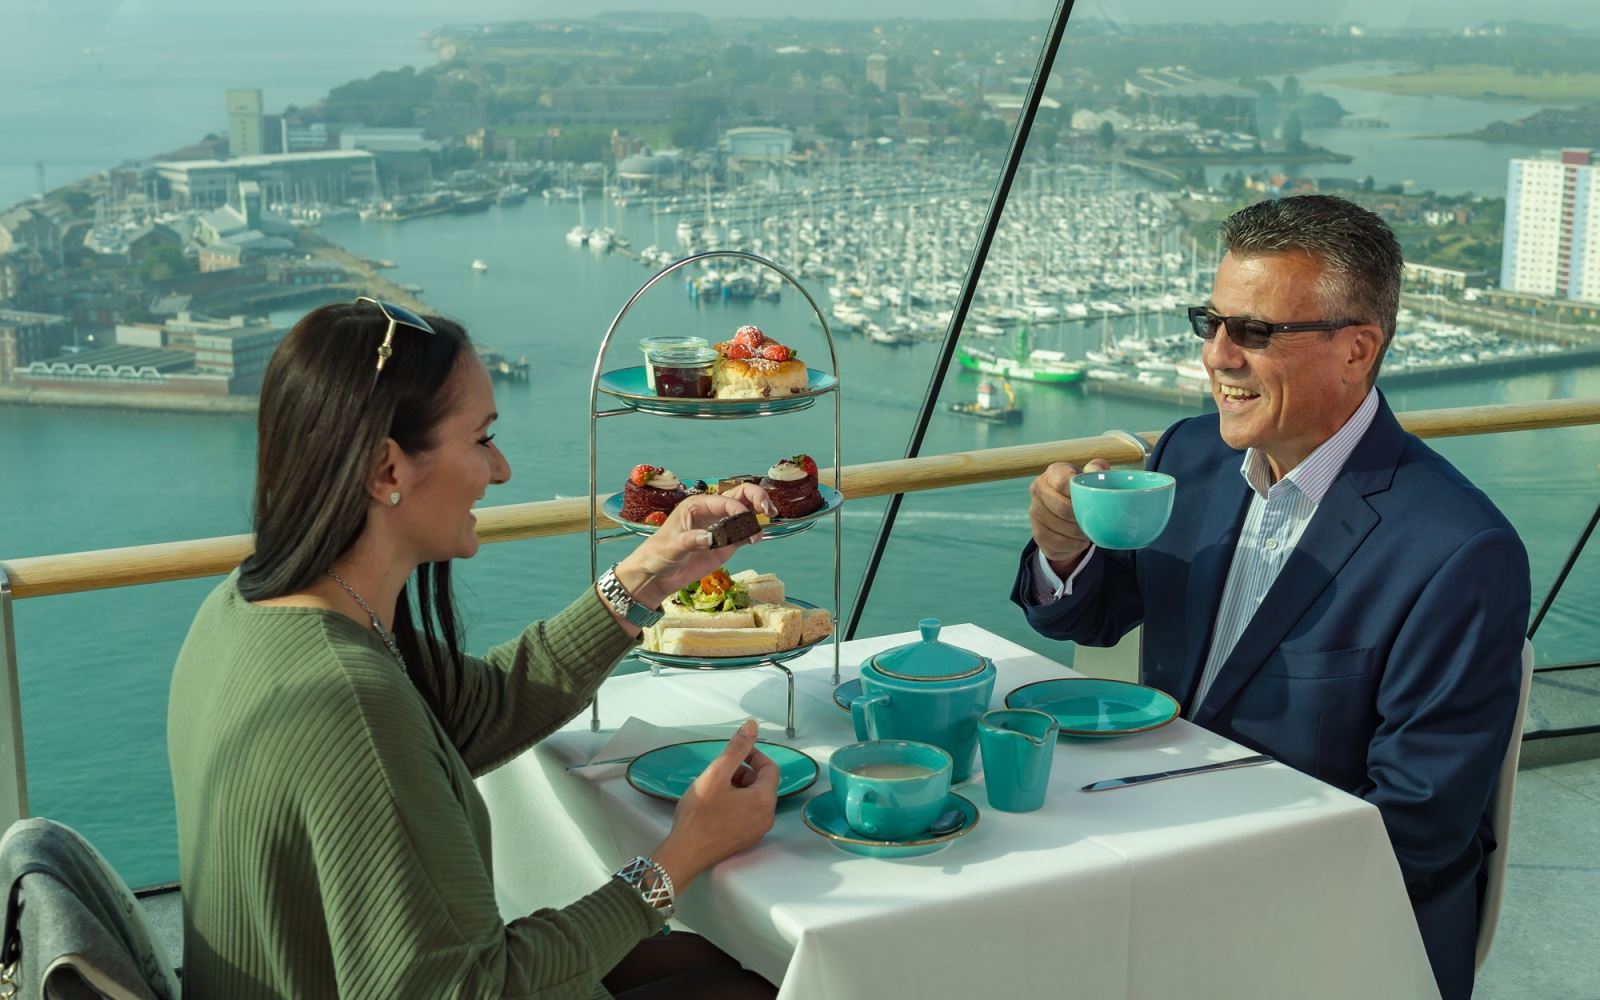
left=471, top=259, right=489, bottom=272
left=950, top=379, right=1023, bottom=424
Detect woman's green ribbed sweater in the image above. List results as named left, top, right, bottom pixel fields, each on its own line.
left=168, top=574, right=663, bottom=998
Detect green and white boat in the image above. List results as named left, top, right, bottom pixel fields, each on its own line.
left=958, top=325, right=1085, bottom=384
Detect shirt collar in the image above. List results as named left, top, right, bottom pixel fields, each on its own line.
left=1238, top=387, right=1380, bottom=503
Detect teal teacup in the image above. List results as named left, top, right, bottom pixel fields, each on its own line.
left=1069, top=470, right=1176, bottom=550
left=978, top=708, right=1058, bottom=813
left=829, top=740, right=952, bottom=840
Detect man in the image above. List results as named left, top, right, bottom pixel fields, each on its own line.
left=1011, top=195, right=1527, bottom=1000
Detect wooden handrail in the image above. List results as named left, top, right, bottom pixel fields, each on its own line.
left=4, top=397, right=1599, bottom=601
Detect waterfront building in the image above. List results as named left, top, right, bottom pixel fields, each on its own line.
left=0, top=308, right=70, bottom=382
left=281, top=121, right=332, bottom=153
left=1500, top=148, right=1600, bottom=302
left=225, top=89, right=265, bottom=158
left=723, top=127, right=795, bottom=169
left=194, top=181, right=297, bottom=272
left=616, top=152, right=681, bottom=192
left=155, top=151, right=379, bottom=210
left=0, top=205, right=64, bottom=303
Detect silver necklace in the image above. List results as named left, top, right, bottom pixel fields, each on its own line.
left=326, top=569, right=407, bottom=671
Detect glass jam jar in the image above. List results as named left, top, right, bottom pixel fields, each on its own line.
left=647, top=346, right=718, bottom=399
left=637, top=336, right=709, bottom=391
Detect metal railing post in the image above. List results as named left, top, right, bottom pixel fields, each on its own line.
left=0, top=566, right=29, bottom=830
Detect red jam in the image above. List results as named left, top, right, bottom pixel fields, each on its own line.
left=648, top=347, right=717, bottom=399
left=654, top=363, right=714, bottom=398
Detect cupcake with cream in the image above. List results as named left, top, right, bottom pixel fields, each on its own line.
left=759, top=454, right=823, bottom=518
left=620, top=464, right=687, bottom=524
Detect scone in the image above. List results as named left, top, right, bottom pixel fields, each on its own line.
left=712, top=324, right=808, bottom=399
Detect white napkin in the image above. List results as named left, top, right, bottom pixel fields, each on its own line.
left=567, top=716, right=754, bottom=776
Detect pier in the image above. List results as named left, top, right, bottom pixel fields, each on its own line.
left=1402, top=293, right=1600, bottom=345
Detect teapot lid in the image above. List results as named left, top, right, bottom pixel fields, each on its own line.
left=868, top=619, right=989, bottom=682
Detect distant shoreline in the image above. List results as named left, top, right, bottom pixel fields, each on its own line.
left=0, top=385, right=256, bottom=417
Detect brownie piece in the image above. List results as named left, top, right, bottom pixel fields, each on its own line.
left=706, top=510, right=762, bottom=548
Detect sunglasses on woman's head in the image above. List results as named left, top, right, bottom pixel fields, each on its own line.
left=1187, top=306, right=1359, bottom=350
left=354, top=296, right=435, bottom=391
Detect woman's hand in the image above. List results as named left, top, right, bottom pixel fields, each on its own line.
left=613, top=487, right=774, bottom=613
left=652, top=719, right=779, bottom=891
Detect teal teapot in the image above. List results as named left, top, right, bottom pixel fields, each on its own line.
left=850, top=619, right=997, bottom=782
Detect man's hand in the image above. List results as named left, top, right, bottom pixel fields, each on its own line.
left=1028, top=458, right=1110, bottom=578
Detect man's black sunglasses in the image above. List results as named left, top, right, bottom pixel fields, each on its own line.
left=355, top=296, right=435, bottom=390
left=1187, top=306, right=1361, bottom=350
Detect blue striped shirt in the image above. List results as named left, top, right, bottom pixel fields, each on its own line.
left=1188, top=388, right=1380, bottom=715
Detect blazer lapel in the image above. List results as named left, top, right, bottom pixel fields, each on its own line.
left=1178, top=471, right=1251, bottom=710
left=1192, top=399, right=1404, bottom=726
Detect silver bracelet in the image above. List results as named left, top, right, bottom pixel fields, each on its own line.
left=615, top=855, right=676, bottom=924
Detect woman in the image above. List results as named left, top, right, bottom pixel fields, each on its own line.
left=168, top=299, right=780, bottom=998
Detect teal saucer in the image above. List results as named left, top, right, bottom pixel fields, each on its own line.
left=625, top=740, right=818, bottom=801
left=1004, top=678, right=1180, bottom=739
left=802, top=790, right=979, bottom=859
left=831, top=677, right=862, bottom=713
left=597, top=366, right=838, bottom=417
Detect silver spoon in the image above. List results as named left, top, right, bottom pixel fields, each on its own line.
left=926, top=808, right=966, bottom=837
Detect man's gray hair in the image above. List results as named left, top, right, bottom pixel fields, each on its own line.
left=1219, top=195, right=1402, bottom=380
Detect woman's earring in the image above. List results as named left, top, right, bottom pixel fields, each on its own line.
left=389, top=491, right=401, bottom=506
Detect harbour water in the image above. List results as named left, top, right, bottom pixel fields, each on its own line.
left=3, top=33, right=1600, bottom=886
left=4, top=193, right=1599, bottom=886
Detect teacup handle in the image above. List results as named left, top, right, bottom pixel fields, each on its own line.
left=850, top=693, right=890, bottom=741
left=845, top=784, right=880, bottom=837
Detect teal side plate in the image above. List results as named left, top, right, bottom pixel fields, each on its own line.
left=802, top=790, right=978, bottom=859
left=603, top=484, right=841, bottom=540
left=598, top=366, right=838, bottom=417
left=635, top=597, right=827, bottom=669
left=625, top=740, right=819, bottom=802
left=832, top=677, right=862, bottom=713
left=1004, top=678, right=1181, bottom=739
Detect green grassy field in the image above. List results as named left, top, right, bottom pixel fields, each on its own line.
left=1331, top=65, right=1600, bottom=103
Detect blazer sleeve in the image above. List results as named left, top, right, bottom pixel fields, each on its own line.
left=1008, top=420, right=1185, bottom=647
left=1361, top=526, right=1529, bottom=890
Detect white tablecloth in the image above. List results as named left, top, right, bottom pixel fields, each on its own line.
left=478, top=624, right=1440, bottom=1000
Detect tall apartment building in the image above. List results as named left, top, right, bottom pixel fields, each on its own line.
left=1501, top=149, right=1600, bottom=302
left=866, top=52, right=889, bottom=91
left=226, top=88, right=265, bottom=158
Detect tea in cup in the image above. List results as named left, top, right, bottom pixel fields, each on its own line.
left=1069, top=470, right=1176, bottom=550
left=829, top=740, right=952, bottom=840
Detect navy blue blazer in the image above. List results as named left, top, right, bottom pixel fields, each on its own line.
left=1011, top=394, right=1528, bottom=1000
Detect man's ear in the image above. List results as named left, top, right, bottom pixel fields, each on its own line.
left=367, top=437, right=405, bottom=506
left=1346, top=324, right=1383, bottom=385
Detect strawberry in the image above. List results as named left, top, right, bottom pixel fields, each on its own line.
left=630, top=464, right=662, bottom=487
left=643, top=510, right=668, bottom=526
left=789, top=454, right=818, bottom=479
left=733, top=325, right=765, bottom=349
left=726, top=342, right=755, bottom=360
left=760, top=343, right=792, bottom=362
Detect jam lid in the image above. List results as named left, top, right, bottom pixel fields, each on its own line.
left=867, top=618, right=989, bottom=682
left=638, top=336, right=708, bottom=355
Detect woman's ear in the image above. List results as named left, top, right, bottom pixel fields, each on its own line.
left=367, top=437, right=405, bottom=507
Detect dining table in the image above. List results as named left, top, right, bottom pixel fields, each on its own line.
left=476, top=623, right=1441, bottom=1000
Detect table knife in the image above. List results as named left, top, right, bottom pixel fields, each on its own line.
left=1080, top=754, right=1274, bottom=792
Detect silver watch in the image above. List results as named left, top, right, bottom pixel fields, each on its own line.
left=615, top=855, right=676, bottom=923
left=597, top=565, right=663, bottom=628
